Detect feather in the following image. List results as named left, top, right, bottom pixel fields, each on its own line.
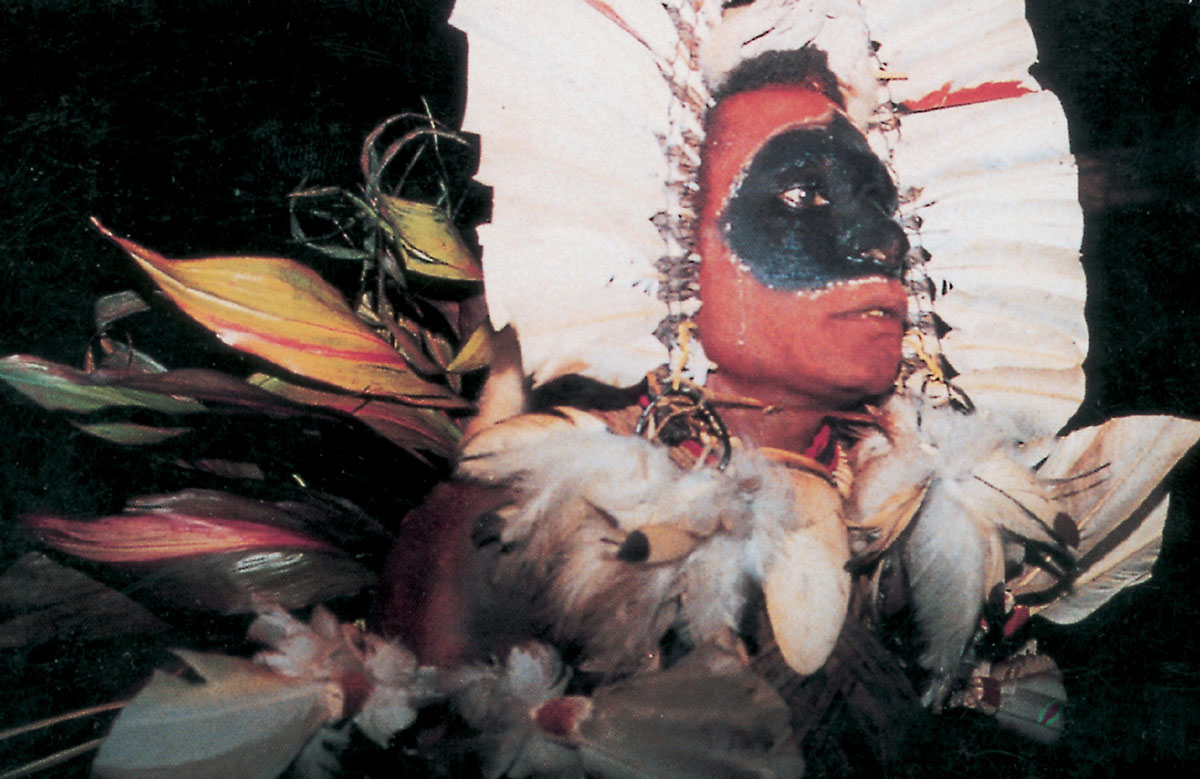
left=962, top=449, right=1061, bottom=546
left=848, top=397, right=1067, bottom=703
left=866, top=0, right=1042, bottom=106
left=447, top=642, right=577, bottom=778
left=571, top=646, right=804, bottom=778
left=902, top=484, right=991, bottom=705
left=451, top=0, right=676, bottom=386
left=1039, top=416, right=1200, bottom=547
left=764, top=491, right=851, bottom=675
left=1009, top=415, right=1200, bottom=621
left=457, top=409, right=848, bottom=678
left=92, top=650, right=341, bottom=779
left=1035, top=501, right=1169, bottom=625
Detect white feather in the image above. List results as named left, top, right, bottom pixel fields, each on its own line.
left=93, top=650, right=341, bottom=779
left=458, top=411, right=849, bottom=678
left=848, top=396, right=1063, bottom=702
left=1009, top=415, right=1200, bottom=621
left=1036, top=501, right=1169, bottom=625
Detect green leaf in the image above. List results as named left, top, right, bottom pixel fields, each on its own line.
left=0, top=354, right=205, bottom=414
left=71, top=421, right=190, bottom=446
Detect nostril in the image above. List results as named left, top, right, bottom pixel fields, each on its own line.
left=859, top=247, right=890, bottom=264
left=858, top=233, right=907, bottom=270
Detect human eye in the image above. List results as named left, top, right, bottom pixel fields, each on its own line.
left=777, top=184, right=829, bottom=209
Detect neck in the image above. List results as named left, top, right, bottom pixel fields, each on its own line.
left=703, top=372, right=832, bottom=453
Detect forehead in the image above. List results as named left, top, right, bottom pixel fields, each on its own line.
left=700, top=85, right=841, bottom=221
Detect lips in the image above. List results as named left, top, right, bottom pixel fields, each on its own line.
left=829, top=281, right=909, bottom=322
left=832, top=302, right=907, bottom=323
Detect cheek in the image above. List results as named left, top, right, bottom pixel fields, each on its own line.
left=696, top=236, right=825, bottom=382
left=697, top=229, right=905, bottom=402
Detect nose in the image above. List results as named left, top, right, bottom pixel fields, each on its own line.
left=856, top=228, right=909, bottom=275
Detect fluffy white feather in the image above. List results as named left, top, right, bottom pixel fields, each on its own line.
left=851, top=399, right=1200, bottom=706
left=848, top=396, right=1066, bottom=705
left=459, top=410, right=850, bottom=677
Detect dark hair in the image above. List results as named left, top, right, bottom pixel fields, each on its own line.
left=711, top=47, right=844, bottom=108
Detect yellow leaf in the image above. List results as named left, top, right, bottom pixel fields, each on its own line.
left=445, top=325, right=493, bottom=374
left=93, top=219, right=460, bottom=405
left=376, top=196, right=482, bottom=282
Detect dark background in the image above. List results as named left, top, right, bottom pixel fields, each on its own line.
left=1, top=0, right=1199, bottom=775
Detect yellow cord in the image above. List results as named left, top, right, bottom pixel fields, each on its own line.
left=672, top=320, right=697, bottom=391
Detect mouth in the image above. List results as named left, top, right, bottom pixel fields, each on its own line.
left=832, top=304, right=907, bottom=323
left=829, top=285, right=909, bottom=324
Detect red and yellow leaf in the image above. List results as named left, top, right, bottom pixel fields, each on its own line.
left=92, top=219, right=463, bottom=406
left=26, top=511, right=336, bottom=563
left=250, top=374, right=460, bottom=458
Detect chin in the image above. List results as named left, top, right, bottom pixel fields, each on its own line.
left=824, top=335, right=903, bottom=401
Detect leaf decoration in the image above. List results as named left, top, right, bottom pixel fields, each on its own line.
left=26, top=507, right=337, bottom=563
left=89, top=337, right=170, bottom=373
left=71, top=421, right=190, bottom=446
left=130, top=550, right=375, bottom=614
left=94, top=290, right=151, bottom=332
left=0, top=553, right=166, bottom=648
left=250, top=373, right=461, bottom=458
left=0, top=354, right=205, bottom=414
left=446, top=325, right=493, bottom=374
left=176, top=459, right=267, bottom=480
left=92, top=218, right=462, bottom=406
left=111, top=367, right=326, bottom=416
left=375, top=195, right=483, bottom=282
left=92, top=650, right=342, bottom=779
left=123, top=489, right=390, bottom=549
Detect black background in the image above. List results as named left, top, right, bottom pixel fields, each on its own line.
left=2, top=0, right=1199, bottom=775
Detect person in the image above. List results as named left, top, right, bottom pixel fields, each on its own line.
left=376, top=3, right=1200, bottom=770
left=375, top=46, right=924, bottom=772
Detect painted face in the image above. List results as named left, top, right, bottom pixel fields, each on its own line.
left=697, top=85, right=910, bottom=407
left=721, top=117, right=907, bottom=289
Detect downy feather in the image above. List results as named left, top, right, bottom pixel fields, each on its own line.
left=457, top=410, right=847, bottom=678
left=849, top=396, right=1066, bottom=703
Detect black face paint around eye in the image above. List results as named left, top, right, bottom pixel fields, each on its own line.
left=720, top=116, right=909, bottom=290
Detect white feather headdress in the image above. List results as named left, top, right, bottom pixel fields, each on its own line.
left=452, top=0, right=1085, bottom=441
